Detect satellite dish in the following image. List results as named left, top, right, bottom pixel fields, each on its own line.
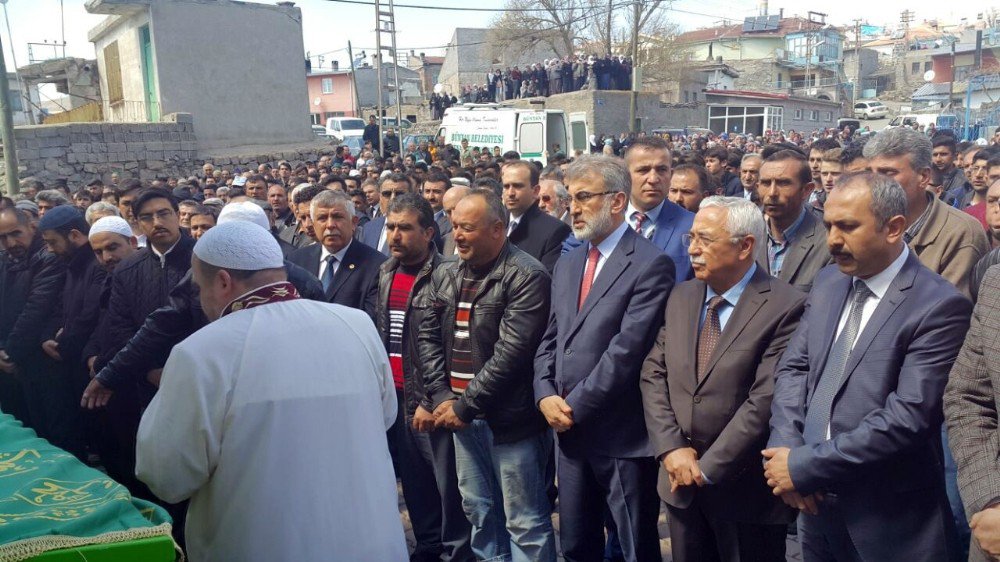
left=313, top=97, right=321, bottom=106
left=924, top=70, right=936, bottom=82
left=433, top=83, right=444, bottom=94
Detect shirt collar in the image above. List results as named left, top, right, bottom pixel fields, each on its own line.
left=905, top=192, right=934, bottom=241
left=856, top=245, right=909, bottom=300
left=706, top=262, right=757, bottom=308
left=768, top=206, right=808, bottom=244
left=627, top=200, right=664, bottom=223
left=587, top=220, right=629, bottom=259
left=321, top=239, right=352, bottom=264
left=150, top=239, right=180, bottom=266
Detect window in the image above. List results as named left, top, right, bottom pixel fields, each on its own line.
left=8, top=91, right=22, bottom=113
left=794, top=109, right=803, bottom=120
left=692, top=92, right=697, bottom=102
left=321, top=78, right=333, bottom=94
left=324, top=111, right=345, bottom=119
left=776, top=73, right=783, bottom=88
left=825, top=111, right=833, bottom=122
left=925, top=61, right=933, bottom=72
left=103, top=41, right=124, bottom=104
left=518, top=122, right=544, bottom=155
left=684, top=91, right=689, bottom=103
left=707, top=105, right=768, bottom=135
left=911, top=62, right=920, bottom=74
left=311, top=114, right=322, bottom=125
left=810, top=110, right=819, bottom=121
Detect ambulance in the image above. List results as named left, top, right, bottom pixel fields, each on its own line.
left=438, top=104, right=589, bottom=166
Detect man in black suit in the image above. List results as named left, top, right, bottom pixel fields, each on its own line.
left=288, top=190, right=385, bottom=319
left=503, top=160, right=572, bottom=272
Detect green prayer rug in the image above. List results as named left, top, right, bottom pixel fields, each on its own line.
left=0, top=414, right=177, bottom=562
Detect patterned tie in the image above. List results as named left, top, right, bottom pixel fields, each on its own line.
left=507, top=219, right=519, bottom=237
left=633, top=212, right=647, bottom=235
left=802, top=280, right=875, bottom=444
left=321, top=254, right=337, bottom=292
left=578, top=246, right=601, bottom=311
left=696, top=296, right=726, bottom=381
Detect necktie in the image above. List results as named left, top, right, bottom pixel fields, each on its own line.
left=633, top=212, right=647, bottom=235
left=578, top=246, right=601, bottom=311
left=507, top=219, right=519, bottom=237
left=696, top=296, right=726, bottom=381
left=802, top=280, right=874, bottom=444
left=321, top=254, right=337, bottom=292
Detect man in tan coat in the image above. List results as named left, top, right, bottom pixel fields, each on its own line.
left=864, top=127, right=989, bottom=299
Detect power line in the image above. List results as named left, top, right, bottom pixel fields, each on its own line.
left=315, top=0, right=734, bottom=20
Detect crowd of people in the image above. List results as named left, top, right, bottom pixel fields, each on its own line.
left=443, top=53, right=634, bottom=107
left=3, top=119, right=1000, bottom=562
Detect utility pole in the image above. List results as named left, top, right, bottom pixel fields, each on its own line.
left=804, top=33, right=812, bottom=95
left=629, top=0, right=639, bottom=133
left=948, top=40, right=955, bottom=110
left=853, top=19, right=862, bottom=106
left=388, top=0, right=402, bottom=133
left=606, top=0, right=614, bottom=55
left=0, top=32, right=19, bottom=195
left=348, top=41, right=362, bottom=118
left=374, top=0, right=401, bottom=155
left=374, top=0, right=385, bottom=156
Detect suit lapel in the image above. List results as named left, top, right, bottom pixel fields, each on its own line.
left=651, top=204, right=679, bottom=248
left=695, top=270, right=770, bottom=390
left=835, top=255, right=916, bottom=395
left=567, top=231, right=634, bottom=338
left=327, top=242, right=360, bottom=300
left=780, top=212, right=817, bottom=283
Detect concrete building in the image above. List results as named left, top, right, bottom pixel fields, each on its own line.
left=85, top=0, right=312, bottom=149
left=438, top=28, right=560, bottom=96
left=674, top=16, right=845, bottom=101
left=703, top=90, right=844, bottom=135
left=6, top=74, right=42, bottom=126
left=307, top=69, right=357, bottom=123
left=306, top=63, right=422, bottom=125
left=408, top=53, right=444, bottom=96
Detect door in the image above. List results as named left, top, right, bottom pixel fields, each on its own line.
left=570, top=113, right=589, bottom=154
left=517, top=117, right=545, bottom=163
left=139, top=25, right=159, bottom=122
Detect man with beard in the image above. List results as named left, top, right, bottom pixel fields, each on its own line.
left=933, top=135, right=969, bottom=200
left=0, top=208, right=70, bottom=452
left=535, top=155, right=673, bottom=561
left=38, top=207, right=107, bottom=456
left=288, top=184, right=326, bottom=248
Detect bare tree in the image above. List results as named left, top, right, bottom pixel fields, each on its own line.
left=488, top=0, right=590, bottom=61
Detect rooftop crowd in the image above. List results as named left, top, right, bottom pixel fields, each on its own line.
left=2, top=120, right=1000, bottom=562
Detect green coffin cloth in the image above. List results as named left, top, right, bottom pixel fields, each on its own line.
left=0, top=414, right=176, bottom=561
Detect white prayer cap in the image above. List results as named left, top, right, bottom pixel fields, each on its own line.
left=89, top=216, right=133, bottom=240
left=194, top=220, right=283, bottom=271
left=218, top=201, right=270, bottom=231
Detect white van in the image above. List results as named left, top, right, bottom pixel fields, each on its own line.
left=325, top=117, right=367, bottom=139
left=438, top=105, right=589, bottom=166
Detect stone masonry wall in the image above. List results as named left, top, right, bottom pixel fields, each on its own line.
left=1, top=113, right=339, bottom=194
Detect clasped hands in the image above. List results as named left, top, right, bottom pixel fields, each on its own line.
left=411, top=399, right=467, bottom=432
left=762, top=446, right=823, bottom=516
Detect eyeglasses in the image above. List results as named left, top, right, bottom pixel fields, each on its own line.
left=137, top=209, right=175, bottom=224
left=571, top=191, right=613, bottom=204
left=682, top=232, right=742, bottom=247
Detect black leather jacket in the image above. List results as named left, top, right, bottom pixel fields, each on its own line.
left=0, top=237, right=66, bottom=366
left=95, top=260, right=325, bottom=390
left=417, top=242, right=550, bottom=444
left=375, top=249, right=451, bottom=424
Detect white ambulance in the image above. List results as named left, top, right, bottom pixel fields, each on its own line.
left=438, top=104, right=589, bottom=166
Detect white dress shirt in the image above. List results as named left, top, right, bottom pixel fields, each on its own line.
left=319, top=241, right=352, bottom=280
left=833, top=245, right=910, bottom=347
left=586, top=220, right=630, bottom=280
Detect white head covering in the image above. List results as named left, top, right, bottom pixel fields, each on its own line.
left=193, top=220, right=283, bottom=270
left=89, top=216, right=133, bottom=240
left=218, top=201, right=270, bottom=231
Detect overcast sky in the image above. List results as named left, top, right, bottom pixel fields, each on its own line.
left=1, top=0, right=982, bottom=78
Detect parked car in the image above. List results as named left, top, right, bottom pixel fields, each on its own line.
left=836, top=118, right=861, bottom=134
left=325, top=117, right=367, bottom=139
left=854, top=100, right=889, bottom=120
left=402, top=134, right=435, bottom=149
left=312, top=125, right=330, bottom=138
left=381, top=117, right=413, bottom=131
left=342, top=136, right=363, bottom=157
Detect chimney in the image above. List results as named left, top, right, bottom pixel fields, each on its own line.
left=333, top=60, right=339, bottom=70
left=410, top=49, right=415, bottom=57
left=779, top=8, right=784, bottom=19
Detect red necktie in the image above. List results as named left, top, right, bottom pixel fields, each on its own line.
left=634, top=212, right=647, bottom=234
left=578, top=246, right=601, bottom=310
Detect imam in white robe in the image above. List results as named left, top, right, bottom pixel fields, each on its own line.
left=136, top=299, right=407, bottom=562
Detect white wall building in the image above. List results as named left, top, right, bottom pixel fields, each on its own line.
left=86, top=0, right=312, bottom=149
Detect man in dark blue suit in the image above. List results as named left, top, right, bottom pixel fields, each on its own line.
left=288, top=190, right=385, bottom=319
left=535, top=155, right=674, bottom=562
left=562, top=137, right=694, bottom=281
left=764, top=171, right=972, bottom=561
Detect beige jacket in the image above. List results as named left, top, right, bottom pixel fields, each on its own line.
left=909, top=196, right=990, bottom=299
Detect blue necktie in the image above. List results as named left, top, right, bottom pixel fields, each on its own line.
left=802, top=279, right=874, bottom=444
left=321, top=255, right=337, bottom=292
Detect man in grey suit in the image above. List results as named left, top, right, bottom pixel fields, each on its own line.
left=945, top=264, right=1000, bottom=561
left=765, top=171, right=971, bottom=561
left=758, top=150, right=832, bottom=293
left=640, top=196, right=804, bottom=561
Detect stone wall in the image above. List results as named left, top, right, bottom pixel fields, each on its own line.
left=0, top=113, right=339, bottom=194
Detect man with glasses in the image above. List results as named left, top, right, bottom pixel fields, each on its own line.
left=535, top=155, right=674, bottom=561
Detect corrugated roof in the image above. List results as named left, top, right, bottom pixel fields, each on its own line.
left=675, top=17, right=823, bottom=44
